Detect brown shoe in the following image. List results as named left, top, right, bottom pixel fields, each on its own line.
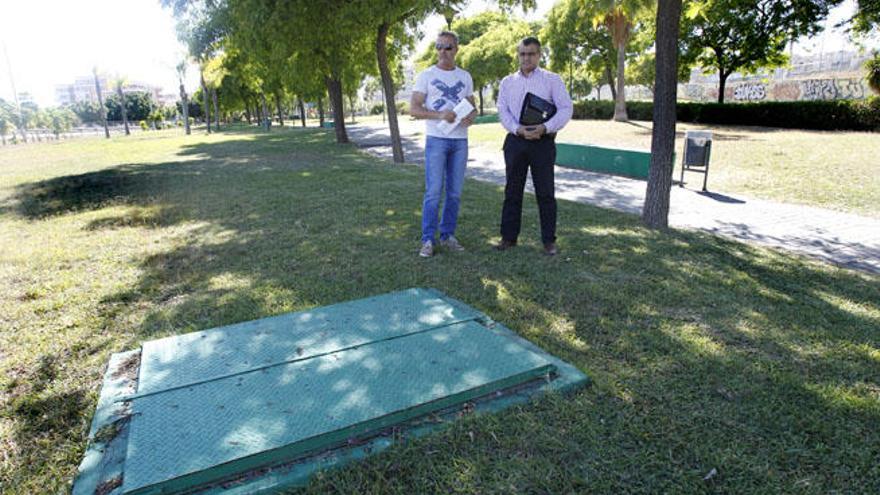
left=543, top=242, right=558, bottom=256
left=494, top=239, right=517, bottom=251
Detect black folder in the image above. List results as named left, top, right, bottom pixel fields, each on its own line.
left=519, top=92, right=557, bottom=126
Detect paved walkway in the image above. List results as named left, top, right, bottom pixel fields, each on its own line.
left=347, top=121, right=880, bottom=275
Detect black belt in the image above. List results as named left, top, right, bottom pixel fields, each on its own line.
left=509, top=132, right=556, bottom=141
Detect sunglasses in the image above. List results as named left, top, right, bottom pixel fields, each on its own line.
left=435, top=43, right=455, bottom=51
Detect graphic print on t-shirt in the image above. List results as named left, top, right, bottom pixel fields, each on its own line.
left=430, top=79, right=465, bottom=111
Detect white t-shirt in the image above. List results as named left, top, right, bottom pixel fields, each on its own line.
left=413, top=65, right=474, bottom=139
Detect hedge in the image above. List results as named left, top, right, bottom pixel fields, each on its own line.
left=572, top=97, right=880, bottom=131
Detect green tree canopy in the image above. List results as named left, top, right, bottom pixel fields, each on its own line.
left=681, top=0, right=836, bottom=103
left=105, top=91, right=156, bottom=121
left=457, top=14, right=532, bottom=114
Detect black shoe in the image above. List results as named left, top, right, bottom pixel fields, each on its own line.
left=543, top=242, right=558, bottom=256
left=494, top=239, right=517, bottom=251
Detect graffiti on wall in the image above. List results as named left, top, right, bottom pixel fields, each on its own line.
left=733, top=83, right=767, bottom=101
left=679, top=78, right=870, bottom=102
left=800, top=79, right=838, bottom=100
left=834, top=79, right=866, bottom=99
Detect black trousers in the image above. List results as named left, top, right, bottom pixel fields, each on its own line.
left=500, top=133, right=557, bottom=244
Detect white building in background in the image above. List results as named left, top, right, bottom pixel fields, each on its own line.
left=54, top=76, right=166, bottom=106
left=17, top=92, right=35, bottom=105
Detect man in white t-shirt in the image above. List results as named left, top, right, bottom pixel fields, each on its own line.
left=410, top=31, right=477, bottom=258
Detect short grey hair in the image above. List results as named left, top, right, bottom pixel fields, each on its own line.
left=437, top=31, right=459, bottom=46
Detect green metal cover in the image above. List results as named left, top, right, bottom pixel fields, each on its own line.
left=474, top=114, right=500, bottom=124
left=135, top=288, right=483, bottom=396
left=124, top=320, right=554, bottom=494
left=556, top=142, right=653, bottom=179
left=73, top=288, right=590, bottom=495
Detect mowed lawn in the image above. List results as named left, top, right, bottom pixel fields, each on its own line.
left=0, top=127, right=878, bottom=494
left=469, top=119, right=880, bottom=218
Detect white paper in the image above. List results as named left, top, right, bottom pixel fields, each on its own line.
left=436, top=99, right=475, bottom=135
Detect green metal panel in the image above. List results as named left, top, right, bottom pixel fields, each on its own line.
left=72, top=350, right=139, bottom=495
left=135, top=288, right=482, bottom=397
left=556, top=143, right=652, bottom=179
left=122, top=320, right=555, bottom=494
left=73, top=288, right=591, bottom=495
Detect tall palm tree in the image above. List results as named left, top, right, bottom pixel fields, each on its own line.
left=94, top=67, right=110, bottom=138
left=177, top=62, right=191, bottom=135
left=114, top=76, right=130, bottom=136
left=593, top=0, right=651, bottom=122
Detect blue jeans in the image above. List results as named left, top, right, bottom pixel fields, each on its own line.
left=422, top=136, right=468, bottom=243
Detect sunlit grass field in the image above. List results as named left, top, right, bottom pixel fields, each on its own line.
left=1, top=126, right=878, bottom=493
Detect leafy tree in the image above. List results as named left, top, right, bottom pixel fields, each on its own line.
left=867, top=51, right=880, bottom=94
left=458, top=15, right=531, bottom=115
left=850, top=0, right=880, bottom=33
left=593, top=0, right=654, bottom=121
left=1, top=99, right=17, bottom=145
left=113, top=77, right=131, bottom=135
left=367, top=0, right=429, bottom=162
left=681, top=0, right=835, bottom=103
left=105, top=91, right=156, bottom=122
left=626, top=52, right=655, bottom=94
left=68, top=101, right=104, bottom=124
left=45, top=108, right=77, bottom=138
left=568, top=65, right=594, bottom=100
left=543, top=0, right=618, bottom=102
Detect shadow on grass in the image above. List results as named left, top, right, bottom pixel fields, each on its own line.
left=3, top=126, right=879, bottom=492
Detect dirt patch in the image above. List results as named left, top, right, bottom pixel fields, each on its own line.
left=95, top=475, right=122, bottom=495
left=93, top=414, right=131, bottom=444
left=111, top=352, right=141, bottom=382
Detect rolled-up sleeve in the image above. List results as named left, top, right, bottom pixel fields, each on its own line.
left=497, top=77, right=519, bottom=135
left=544, top=74, right=573, bottom=134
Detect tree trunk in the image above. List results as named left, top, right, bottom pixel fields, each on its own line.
left=261, top=93, right=270, bottom=131
left=244, top=103, right=252, bottom=124
left=317, top=96, right=325, bottom=127
left=349, top=95, right=356, bottom=124
left=604, top=64, right=616, bottom=101
left=478, top=87, right=484, bottom=116
left=275, top=92, right=285, bottom=126
left=298, top=97, right=306, bottom=127
left=95, top=70, right=110, bottom=138
left=642, top=0, right=682, bottom=230
left=252, top=97, right=260, bottom=125
left=377, top=21, right=404, bottom=162
left=179, top=80, right=190, bottom=135
left=613, top=38, right=628, bottom=121
left=717, top=70, right=729, bottom=104
left=117, top=86, right=130, bottom=136
left=325, top=76, right=349, bottom=143
left=200, top=72, right=210, bottom=133
left=212, top=87, right=220, bottom=130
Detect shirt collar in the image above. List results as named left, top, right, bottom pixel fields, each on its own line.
left=517, top=66, right=543, bottom=79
